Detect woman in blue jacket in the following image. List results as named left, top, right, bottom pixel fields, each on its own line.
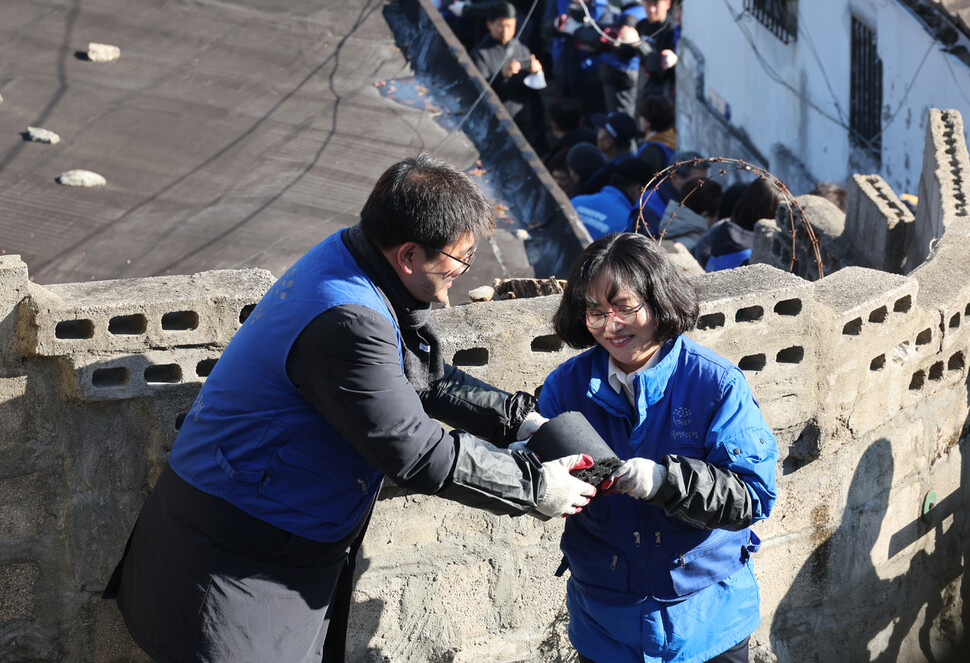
left=537, top=232, right=778, bottom=662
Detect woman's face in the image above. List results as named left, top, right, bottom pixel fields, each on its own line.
left=586, top=273, right=660, bottom=373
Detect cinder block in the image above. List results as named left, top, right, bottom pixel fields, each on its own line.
left=20, top=269, right=274, bottom=359
left=844, top=174, right=913, bottom=272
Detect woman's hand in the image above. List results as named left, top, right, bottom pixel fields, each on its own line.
left=609, top=457, right=667, bottom=501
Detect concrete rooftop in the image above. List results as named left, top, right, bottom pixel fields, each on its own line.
left=0, top=0, right=542, bottom=300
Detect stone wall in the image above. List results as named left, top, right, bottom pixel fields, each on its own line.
left=1, top=115, right=968, bottom=663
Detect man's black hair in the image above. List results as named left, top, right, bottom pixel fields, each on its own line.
left=636, top=94, right=675, bottom=133
left=680, top=178, right=723, bottom=218
left=553, top=232, right=699, bottom=349
left=360, top=154, right=495, bottom=252
left=486, top=0, right=516, bottom=21
left=732, top=178, right=779, bottom=230
left=548, top=99, right=583, bottom=133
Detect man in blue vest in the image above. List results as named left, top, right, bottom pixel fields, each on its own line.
left=571, top=157, right=655, bottom=240
left=104, top=154, right=597, bottom=663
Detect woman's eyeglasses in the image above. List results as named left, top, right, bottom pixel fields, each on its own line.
left=436, top=242, right=478, bottom=274
left=584, top=303, right=644, bottom=329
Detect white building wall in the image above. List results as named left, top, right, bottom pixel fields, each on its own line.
left=681, top=0, right=970, bottom=195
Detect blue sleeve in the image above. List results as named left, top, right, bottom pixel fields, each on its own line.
left=703, top=373, right=779, bottom=521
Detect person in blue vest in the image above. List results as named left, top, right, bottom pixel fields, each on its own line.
left=533, top=232, right=778, bottom=662
left=573, top=110, right=638, bottom=197
left=103, top=154, right=597, bottom=663
left=572, top=157, right=656, bottom=240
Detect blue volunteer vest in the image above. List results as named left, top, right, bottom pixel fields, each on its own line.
left=539, top=337, right=773, bottom=605
left=168, top=229, right=400, bottom=542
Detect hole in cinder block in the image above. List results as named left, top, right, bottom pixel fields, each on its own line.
left=56, top=319, right=94, bottom=339
left=738, top=354, right=766, bottom=372
left=175, top=412, right=187, bottom=430
left=929, top=362, right=944, bottom=381
left=92, top=366, right=129, bottom=388
left=842, top=318, right=863, bottom=335
left=949, top=313, right=961, bottom=329
left=736, top=306, right=764, bottom=323
left=697, top=312, right=725, bottom=330
left=239, top=304, right=256, bottom=324
left=531, top=334, right=563, bottom=353
left=145, top=364, right=183, bottom=384
left=894, top=295, right=912, bottom=313
left=776, top=346, right=804, bottom=364
left=916, top=329, right=932, bottom=346
left=108, top=314, right=147, bottom=335
left=948, top=352, right=965, bottom=372
left=909, top=370, right=925, bottom=390
left=452, top=347, right=489, bottom=367
left=965, top=302, right=970, bottom=317
left=868, top=306, right=888, bottom=323
left=162, top=311, right=200, bottom=331
left=196, top=358, right=218, bottom=377
left=870, top=355, right=886, bottom=371
left=774, top=299, right=802, bottom=316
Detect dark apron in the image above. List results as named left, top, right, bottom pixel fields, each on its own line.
left=103, top=463, right=374, bottom=663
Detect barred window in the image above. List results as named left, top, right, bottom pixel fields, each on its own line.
left=744, top=0, right=798, bottom=44
left=850, top=16, right=883, bottom=158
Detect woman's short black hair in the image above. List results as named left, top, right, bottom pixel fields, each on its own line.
left=732, top=177, right=780, bottom=230
left=360, top=154, right=495, bottom=252
left=553, top=233, right=699, bottom=349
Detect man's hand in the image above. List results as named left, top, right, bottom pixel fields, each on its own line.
left=557, top=15, right=584, bottom=35
left=618, top=25, right=640, bottom=45
left=516, top=411, right=548, bottom=441
left=537, top=454, right=597, bottom=517
left=528, top=54, right=542, bottom=74
left=609, top=457, right=667, bottom=501
left=660, top=49, right=678, bottom=70
left=502, top=59, right=523, bottom=78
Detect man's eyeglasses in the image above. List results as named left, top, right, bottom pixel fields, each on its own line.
left=584, top=303, right=644, bottom=329
left=436, top=242, right=478, bottom=274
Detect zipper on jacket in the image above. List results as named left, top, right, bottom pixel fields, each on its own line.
left=634, top=531, right=641, bottom=547
left=611, top=555, right=618, bottom=570
left=357, top=478, right=368, bottom=495
left=679, top=553, right=686, bottom=569
left=655, top=531, right=662, bottom=546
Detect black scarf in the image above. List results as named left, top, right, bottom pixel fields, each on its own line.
left=343, top=224, right=444, bottom=391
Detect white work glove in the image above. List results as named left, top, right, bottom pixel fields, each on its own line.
left=608, top=457, right=667, bottom=501
left=508, top=411, right=548, bottom=453
left=450, top=0, right=469, bottom=16
left=516, top=411, right=548, bottom=440
left=536, top=453, right=597, bottom=518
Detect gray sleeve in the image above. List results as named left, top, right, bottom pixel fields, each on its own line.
left=287, top=306, right=543, bottom=514
left=652, top=455, right=754, bottom=531
left=420, top=364, right=539, bottom=448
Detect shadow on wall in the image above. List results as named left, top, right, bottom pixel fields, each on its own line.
left=770, top=430, right=968, bottom=662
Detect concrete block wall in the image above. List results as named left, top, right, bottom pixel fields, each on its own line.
left=914, top=110, right=970, bottom=268
left=0, top=67, right=966, bottom=663
left=844, top=173, right=914, bottom=273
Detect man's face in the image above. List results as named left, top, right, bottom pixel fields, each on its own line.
left=488, top=17, right=516, bottom=45
left=404, top=232, right=478, bottom=304
left=644, top=0, right=671, bottom=23
left=596, top=127, right=613, bottom=153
